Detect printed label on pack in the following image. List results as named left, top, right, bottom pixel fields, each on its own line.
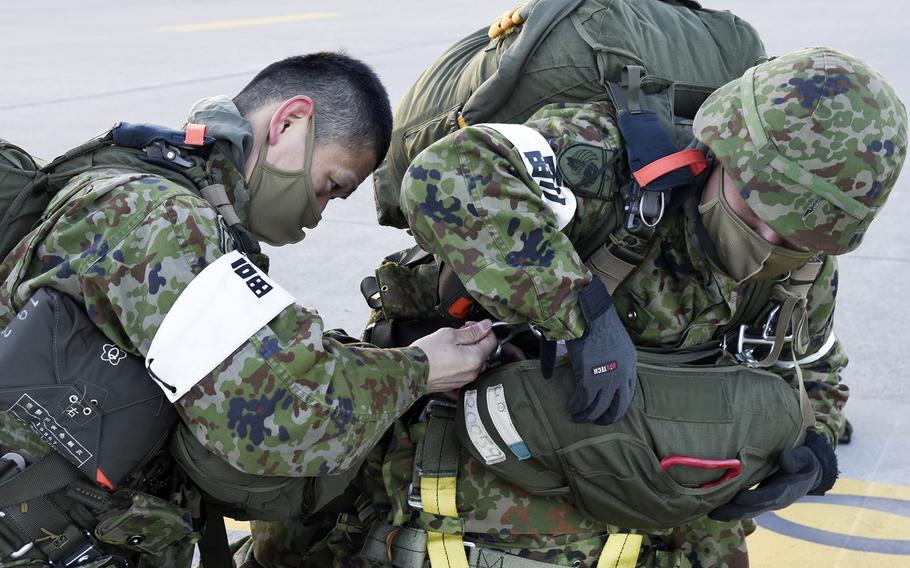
left=486, top=385, right=530, bottom=460
left=479, top=123, right=578, bottom=230
left=146, top=250, right=295, bottom=403
left=463, top=389, right=506, bottom=465
left=8, top=394, right=92, bottom=466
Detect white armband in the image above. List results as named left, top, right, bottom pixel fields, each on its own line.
left=478, top=123, right=578, bottom=230
left=146, top=250, right=295, bottom=402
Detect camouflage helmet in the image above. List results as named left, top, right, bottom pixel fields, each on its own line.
left=693, top=47, right=907, bottom=255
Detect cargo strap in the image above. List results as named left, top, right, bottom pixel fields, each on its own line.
left=411, top=400, right=467, bottom=568
left=598, top=533, right=643, bottom=568
left=363, top=523, right=560, bottom=568
left=0, top=450, right=110, bottom=563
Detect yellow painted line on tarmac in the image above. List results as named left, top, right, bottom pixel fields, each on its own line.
left=156, top=13, right=340, bottom=33
left=222, top=477, right=910, bottom=566
left=750, top=477, right=910, bottom=567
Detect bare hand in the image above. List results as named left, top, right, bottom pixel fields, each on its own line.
left=411, top=320, right=496, bottom=393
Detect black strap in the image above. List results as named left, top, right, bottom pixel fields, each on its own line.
left=0, top=451, right=80, bottom=509
left=197, top=505, right=232, bottom=568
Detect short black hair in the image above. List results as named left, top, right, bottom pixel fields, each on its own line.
left=234, top=52, right=392, bottom=169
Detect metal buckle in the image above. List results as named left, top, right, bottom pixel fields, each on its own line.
left=417, top=398, right=457, bottom=423
left=638, top=190, right=666, bottom=228
left=730, top=305, right=792, bottom=367
left=61, top=532, right=106, bottom=567
left=1, top=452, right=26, bottom=473
left=406, top=481, right=422, bottom=510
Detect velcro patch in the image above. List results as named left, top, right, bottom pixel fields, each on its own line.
left=558, top=142, right=615, bottom=198
left=146, top=250, right=295, bottom=402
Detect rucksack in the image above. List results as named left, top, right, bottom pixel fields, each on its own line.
left=373, top=0, right=767, bottom=229
left=0, top=139, right=50, bottom=262
left=0, top=123, right=266, bottom=268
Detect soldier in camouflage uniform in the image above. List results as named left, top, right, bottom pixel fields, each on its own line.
left=375, top=47, right=907, bottom=567
left=0, top=53, right=495, bottom=567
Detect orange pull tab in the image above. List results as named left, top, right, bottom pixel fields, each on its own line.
left=184, top=123, right=207, bottom=147
left=95, top=467, right=114, bottom=490
left=447, top=297, right=474, bottom=319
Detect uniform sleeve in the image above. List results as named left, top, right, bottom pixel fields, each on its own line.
left=399, top=102, right=619, bottom=340
left=82, top=190, right=429, bottom=477
left=778, top=256, right=849, bottom=445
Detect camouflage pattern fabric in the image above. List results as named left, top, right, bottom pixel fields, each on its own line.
left=694, top=47, right=908, bottom=255
left=0, top=138, right=429, bottom=564
left=400, top=102, right=622, bottom=341
left=385, top=95, right=851, bottom=567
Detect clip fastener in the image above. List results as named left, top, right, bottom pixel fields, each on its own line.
left=731, top=305, right=792, bottom=367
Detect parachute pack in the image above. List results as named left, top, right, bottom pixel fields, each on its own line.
left=373, top=0, right=766, bottom=228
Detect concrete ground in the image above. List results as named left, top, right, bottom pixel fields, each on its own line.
left=1, top=1, right=907, bottom=565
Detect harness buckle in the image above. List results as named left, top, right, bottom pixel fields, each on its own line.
left=417, top=398, right=457, bottom=423
left=727, top=305, right=792, bottom=367
left=60, top=532, right=118, bottom=567
left=1, top=452, right=26, bottom=473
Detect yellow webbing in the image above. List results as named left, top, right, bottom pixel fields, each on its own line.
left=598, top=533, right=643, bottom=568
left=421, top=476, right=468, bottom=568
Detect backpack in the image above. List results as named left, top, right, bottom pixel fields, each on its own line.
left=0, top=139, right=50, bottom=262
left=0, top=123, right=265, bottom=268
left=373, top=0, right=766, bottom=228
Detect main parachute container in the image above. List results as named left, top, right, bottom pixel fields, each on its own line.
left=374, top=0, right=766, bottom=227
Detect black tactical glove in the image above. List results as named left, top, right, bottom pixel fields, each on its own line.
left=709, top=430, right=838, bottom=522
left=565, top=278, right=637, bottom=425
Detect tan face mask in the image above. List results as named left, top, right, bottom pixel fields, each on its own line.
left=247, top=116, right=322, bottom=246
left=699, top=179, right=814, bottom=283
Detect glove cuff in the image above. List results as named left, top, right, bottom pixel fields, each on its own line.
left=804, top=430, right=838, bottom=495
left=576, top=277, right=613, bottom=329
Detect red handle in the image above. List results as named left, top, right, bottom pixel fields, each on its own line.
left=659, top=456, right=743, bottom=488
left=633, top=148, right=709, bottom=188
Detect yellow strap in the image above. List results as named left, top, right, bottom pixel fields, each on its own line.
left=421, top=476, right=468, bottom=568
left=599, top=533, right=643, bottom=568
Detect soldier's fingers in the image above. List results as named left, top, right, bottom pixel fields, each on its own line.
left=454, top=319, right=493, bottom=345
left=463, top=332, right=497, bottom=365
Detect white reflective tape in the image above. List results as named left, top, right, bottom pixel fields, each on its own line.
left=463, top=389, right=505, bottom=465
left=479, top=123, right=577, bottom=230
left=486, top=385, right=530, bottom=460
left=774, top=332, right=838, bottom=369
left=146, top=250, right=295, bottom=402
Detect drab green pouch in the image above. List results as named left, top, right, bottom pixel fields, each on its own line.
left=95, top=491, right=198, bottom=556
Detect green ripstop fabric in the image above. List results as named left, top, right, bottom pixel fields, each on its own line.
left=456, top=353, right=807, bottom=529
left=374, top=0, right=766, bottom=228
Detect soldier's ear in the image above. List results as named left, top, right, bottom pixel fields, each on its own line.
left=268, top=96, right=314, bottom=144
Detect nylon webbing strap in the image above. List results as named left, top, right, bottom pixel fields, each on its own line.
left=598, top=533, right=643, bottom=568
left=0, top=451, right=80, bottom=509
left=418, top=403, right=467, bottom=568
left=364, top=523, right=565, bottom=568
left=200, top=184, right=243, bottom=227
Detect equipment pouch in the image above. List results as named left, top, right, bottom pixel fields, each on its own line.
left=456, top=352, right=807, bottom=529
left=95, top=490, right=198, bottom=556
left=374, top=257, right=440, bottom=320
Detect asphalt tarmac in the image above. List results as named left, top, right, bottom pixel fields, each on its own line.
left=2, top=1, right=907, bottom=565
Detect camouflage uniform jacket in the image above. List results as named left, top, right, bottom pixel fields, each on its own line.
left=391, top=101, right=847, bottom=565
left=0, top=121, right=428, bottom=564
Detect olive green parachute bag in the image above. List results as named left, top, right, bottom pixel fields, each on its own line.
left=0, top=139, right=50, bottom=262
left=374, top=0, right=766, bottom=228
left=456, top=350, right=808, bottom=529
